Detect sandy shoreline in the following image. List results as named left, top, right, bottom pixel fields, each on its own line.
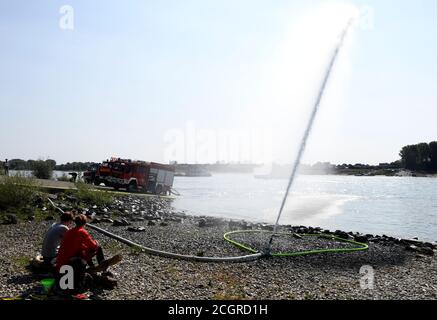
left=0, top=195, right=436, bottom=300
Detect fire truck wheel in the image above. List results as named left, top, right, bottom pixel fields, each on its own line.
left=128, top=182, right=138, bottom=193
left=155, top=184, right=163, bottom=195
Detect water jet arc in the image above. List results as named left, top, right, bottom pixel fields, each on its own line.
left=268, top=19, right=355, bottom=252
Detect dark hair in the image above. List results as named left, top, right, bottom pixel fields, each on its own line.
left=60, top=212, right=74, bottom=223
left=74, top=214, right=88, bottom=227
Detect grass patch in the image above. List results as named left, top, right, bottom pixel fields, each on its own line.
left=104, top=240, right=124, bottom=256
left=33, top=207, right=58, bottom=223
left=303, top=292, right=316, bottom=300
left=11, top=255, right=30, bottom=271
left=129, top=245, right=143, bottom=256
left=213, top=292, right=246, bottom=300
left=211, top=272, right=246, bottom=300
left=72, top=182, right=113, bottom=206
left=164, top=265, right=180, bottom=275
left=0, top=176, right=39, bottom=211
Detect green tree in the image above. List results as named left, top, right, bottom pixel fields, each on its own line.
left=45, top=159, right=57, bottom=169
left=429, top=141, right=437, bottom=171
left=32, top=160, right=53, bottom=179
left=8, top=159, right=27, bottom=170
left=400, top=145, right=419, bottom=170
left=417, top=143, right=431, bottom=170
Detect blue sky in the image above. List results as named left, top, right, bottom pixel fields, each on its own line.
left=0, top=0, right=436, bottom=165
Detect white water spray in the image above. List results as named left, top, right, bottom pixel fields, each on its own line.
left=267, top=19, right=355, bottom=252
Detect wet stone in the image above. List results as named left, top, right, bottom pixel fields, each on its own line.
left=127, top=226, right=146, bottom=232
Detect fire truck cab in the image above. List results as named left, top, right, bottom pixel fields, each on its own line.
left=94, top=158, right=175, bottom=195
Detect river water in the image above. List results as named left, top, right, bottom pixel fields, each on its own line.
left=172, top=174, right=437, bottom=242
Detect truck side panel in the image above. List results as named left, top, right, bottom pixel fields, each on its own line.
left=157, top=169, right=166, bottom=184
left=164, top=171, right=174, bottom=186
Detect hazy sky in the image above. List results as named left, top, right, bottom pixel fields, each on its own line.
left=1, top=0, right=436, bottom=165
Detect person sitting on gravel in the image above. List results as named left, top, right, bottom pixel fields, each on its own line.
left=55, top=214, right=121, bottom=293
left=41, top=212, right=74, bottom=268
left=56, top=214, right=121, bottom=274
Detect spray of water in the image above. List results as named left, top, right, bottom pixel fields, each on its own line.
left=266, top=19, right=355, bottom=252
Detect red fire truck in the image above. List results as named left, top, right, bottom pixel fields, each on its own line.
left=92, top=158, right=175, bottom=195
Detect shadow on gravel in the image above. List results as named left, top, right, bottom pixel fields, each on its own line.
left=264, top=244, right=411, bottom=271
left=7, top=277, right=111, bottom=300
left=6, top=274, right=35, bottom=285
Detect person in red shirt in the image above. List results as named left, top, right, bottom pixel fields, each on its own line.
left=56, top=214, right=105, bottom=272
left=55, top=214, right=122, bottom=293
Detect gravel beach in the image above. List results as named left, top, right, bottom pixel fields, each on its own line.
left=0, top=194, right=436, bottom=300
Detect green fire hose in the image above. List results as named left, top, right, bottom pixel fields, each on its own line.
left=224, top=230, right=368, bottom=257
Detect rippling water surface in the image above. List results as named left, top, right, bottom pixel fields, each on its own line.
left=173, top=174, right=437, bottom=242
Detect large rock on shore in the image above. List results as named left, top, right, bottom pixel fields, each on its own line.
left=260, top=224, right=275, bottom=231
left=198, top=217, right=225, bottom=228
left=112, top=219, right=131, bottom=227
left=333, top=230, right=355, bottom=240
left=406, top=244, right=434, bottom=256
left=127, top=226, right=146, bottom=232
left=198, top=218, right=207, bottom=228
left=354, top=233, right=369, bottom=243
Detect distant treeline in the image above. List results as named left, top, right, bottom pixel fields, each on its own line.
left=5, top=159, right=97, bottom=172
left=5, top=142, right=437, bottom=174
left=55, top=162, right=99, bottom=171
left=400, top=141, right=437, bottom=172
left=5, top=159, right=57, bottom=170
